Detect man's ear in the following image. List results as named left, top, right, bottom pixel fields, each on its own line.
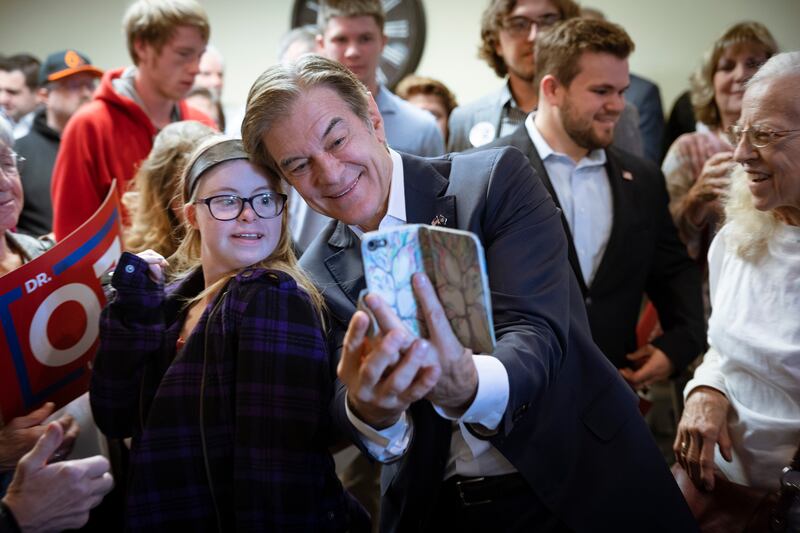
left=365, top=93, right=387, bottom=145
left=37, top=87, right=49, bottom=105
left=315, top=34, right=325, bottom=53
left=540, top=74, right=562, bottom=106
left=132, top=38, right=151, bottom=65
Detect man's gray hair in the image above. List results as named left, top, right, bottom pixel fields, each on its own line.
left=747, top=51, right=800, bottom=89
left=203, top=44, right=225, bottom=68
left=277, top=25, right=318, bottom=62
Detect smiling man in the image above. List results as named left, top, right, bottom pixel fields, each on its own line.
left=489, top=17, right=705, bottom=390
left=315, top=0, right=444, bottom=158
left=242, top=54, right=697, bottom=532
left=49, top=0, right=215, bottom=240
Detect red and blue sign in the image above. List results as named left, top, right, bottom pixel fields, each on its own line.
left=0, top=183, right=121, bottom=423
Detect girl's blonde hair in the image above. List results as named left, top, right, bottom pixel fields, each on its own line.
left=169, top=136, right=325, bottom=318
left=123, top=120, right=216, bottom=256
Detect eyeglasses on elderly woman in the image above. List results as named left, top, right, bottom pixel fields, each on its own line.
left=0, top=150, right=25, bottom=175
left=727, top=125, right=800, bottom=149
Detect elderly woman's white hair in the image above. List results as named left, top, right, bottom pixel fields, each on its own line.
left=724, top=51, right=800, bottom=260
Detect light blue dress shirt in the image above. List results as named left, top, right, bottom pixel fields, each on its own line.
left=526, top=114, right=613, bottom=286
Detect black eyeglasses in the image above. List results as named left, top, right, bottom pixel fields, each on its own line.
left=727, top=125, right=800, bottom=149
left=194, top=192, right=287, bottom=221
left=502, top=14, right=561, bottom=37
left=0, top=150, right=25, bottom=175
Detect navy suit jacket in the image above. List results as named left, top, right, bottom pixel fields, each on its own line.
left=488, top=125, right=705, bottom=373
left=627, top=74, right=666, bottom=163
left=300, top=148, right=697, bottom=532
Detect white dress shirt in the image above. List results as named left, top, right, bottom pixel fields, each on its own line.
left=346, top=148, right=516, bottom=477
left=526, top=114, right=613, bottom=286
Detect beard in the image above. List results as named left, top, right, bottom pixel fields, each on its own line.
left=505, top=54, right=536, bottom=83
left=561, top=97, right=617, bottom=151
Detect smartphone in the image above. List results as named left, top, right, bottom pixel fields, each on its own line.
left=361, top=224, right=496, bottom=354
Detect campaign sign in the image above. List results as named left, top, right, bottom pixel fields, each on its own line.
left=0, top=183, right=121, bottom=423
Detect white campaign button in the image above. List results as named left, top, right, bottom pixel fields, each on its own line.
left=125, top=264, right=135, bottom=274
left=468, top=121, right=496, bottom=147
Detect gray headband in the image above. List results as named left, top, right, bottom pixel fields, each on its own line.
left=186, top=139, right=249, bottom=198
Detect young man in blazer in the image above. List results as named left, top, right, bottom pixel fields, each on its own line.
left=488, top=17, right=705, bottom=388
left=242, top=54, right=697, bottom=533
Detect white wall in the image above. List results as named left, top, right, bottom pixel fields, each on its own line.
left=2, top=0, right=799, bottom=113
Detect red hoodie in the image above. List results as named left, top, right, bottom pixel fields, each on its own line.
left=50, top=67, right=216, bottom=240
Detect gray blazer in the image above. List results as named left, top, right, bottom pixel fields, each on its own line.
left=300, top=148, right=697, bottom=533
left=447, top=81, right=644, bottom=156
left=376, top=85, right=445, bottom=157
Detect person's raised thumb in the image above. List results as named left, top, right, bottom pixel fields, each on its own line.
left=19, top=422, right=64, bottom=470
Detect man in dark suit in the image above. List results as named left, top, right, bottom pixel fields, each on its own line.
left=241, top=54, right=697, bottom=532
left=489, top=18, right=705, bottom=387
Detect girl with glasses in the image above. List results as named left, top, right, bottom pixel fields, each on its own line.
left=91, top=137, right=368, bottom=531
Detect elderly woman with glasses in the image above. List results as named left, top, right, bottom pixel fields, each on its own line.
left=90, top=136, right=368, bottom=531
left=662, top=22, right=777, bottom=265
left=674, top=52, right=800, bottom=527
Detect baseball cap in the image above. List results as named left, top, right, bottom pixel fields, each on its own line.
left=39, top=50, right=103, bottom=85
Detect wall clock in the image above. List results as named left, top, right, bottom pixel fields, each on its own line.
left=291, top=0, right=427, bottom=90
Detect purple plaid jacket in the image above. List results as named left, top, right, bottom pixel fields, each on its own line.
left=90, top=252, right=366, bottom=532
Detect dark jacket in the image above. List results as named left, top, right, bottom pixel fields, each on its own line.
left=488, top=125, right=705, bottom=373
left=15, top=109, right=60, bottom=237
left=301, top=148, right=698, bottom=533
left=90, top=252, right=366, bottom=532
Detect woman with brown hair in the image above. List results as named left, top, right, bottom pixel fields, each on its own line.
left=662, top=22, right=778, bottom=263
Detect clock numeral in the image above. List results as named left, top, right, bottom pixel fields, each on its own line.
left=376, top=66, right=388, bottom=86
left=305, top=1, right=320, bottom=12
left=384, top=20, right=409, bottom=39
left=382, top=42, right=408, bottom=67
left=382, top=0, right=402, bottom=13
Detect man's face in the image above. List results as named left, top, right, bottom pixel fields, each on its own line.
left=195, top=50, right=224, bottom=97
left=0, top=69, right=39, bottom=122
left=556, top=52, right=629, bottom=151
left=317, top=16, right=387, bottom=87
left=262, top=86, right=392, bottom=232
left=136, top=25, right=206, bottom=101
left=45, top=73, right=98, bottom=124
left=733, top=76, right=800, bottom=221
left=495, top=0, right=560, bottom=82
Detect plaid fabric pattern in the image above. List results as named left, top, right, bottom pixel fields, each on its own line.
left=91, top=252, right=364, bottom=531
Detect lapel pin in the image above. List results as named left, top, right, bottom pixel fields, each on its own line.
left=622, top=170, right=634, bottom=181
left=431, top=214, right=448, bottom=226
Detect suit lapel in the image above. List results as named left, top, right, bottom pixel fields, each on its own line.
left=402, top=154, right=456, bottom=227
left=591, top=149, right=634, bottom=289
left=507, top=126, right=588, bottom=295
left=323, top=222, right=365, bottom=308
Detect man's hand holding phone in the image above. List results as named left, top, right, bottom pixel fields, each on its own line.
left=339, top=272, right=481, bottom=430
left=339, top=292, right=441, bottom=430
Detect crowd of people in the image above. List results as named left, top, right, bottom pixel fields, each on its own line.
left=0, top=0, right=798, bottom=531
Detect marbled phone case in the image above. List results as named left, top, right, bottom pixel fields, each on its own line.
left=361, top=224, right=495, bottom=353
